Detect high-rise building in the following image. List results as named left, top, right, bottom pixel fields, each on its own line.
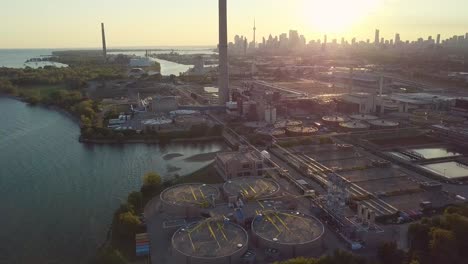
left=252, top=19, right=256, bottom=48
left=101, top=23, right=107, bottom=61
left=436, top=34, right=441, bottom=45
left=395, top=33, right=400, bottom=44
left=218, top=0, right=229, bottom=105
left=375, top=29, right=380, bottom=44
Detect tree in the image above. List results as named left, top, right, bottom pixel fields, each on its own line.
left=429, top=228, right=458, bottom=264
left=378, top=242, right=405, bottom=264
left=143, top=172, right=162, bottom=186
left=114, top=211, right=141, bottom=238
left=0, top=78, right=17, bottom=95
left=81, top=115, right=92, bottom=128
left=93, top=246, right=128, bottom=264
left=127, top=191, right=143, bottom=211
left=141, top=172, right=163, bottom=201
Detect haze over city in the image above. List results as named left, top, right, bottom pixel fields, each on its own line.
left=2, top=0, right=468, bottom=48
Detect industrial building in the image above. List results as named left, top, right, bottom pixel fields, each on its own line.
left=215, top=146, right=265, bottom=180
left=152, top=96, right=178, bottom=113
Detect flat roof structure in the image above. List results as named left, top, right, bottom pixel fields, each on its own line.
left=223, top=177, right=280, bottom=199
left=216, top=151, right=262, bottom=165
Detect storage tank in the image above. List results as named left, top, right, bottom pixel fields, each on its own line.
left=251, top=211, right=325, bottom=258
left=322, top=115, right=349, bottom=126
left=339, top=121, right=370, bottom=131
left=160, top=183, right=219, bottom=217
left=274, top=120, right=303, bottom=128
left=350, top=114, right=379, bottom=121
left=223, top=177, right=280, bottom=200
left=368, top=119, right=400, bottom=129
left=172, top=218, right=248, bottom=264
left=285, top=126, right=318, bottom=137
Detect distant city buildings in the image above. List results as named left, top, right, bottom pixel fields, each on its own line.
left=228, top=28, right=468, bottom=54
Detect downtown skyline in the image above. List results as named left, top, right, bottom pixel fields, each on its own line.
left=1, top=0, right=468, bottom=49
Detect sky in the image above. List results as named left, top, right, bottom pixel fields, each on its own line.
left=1, top=0, right=467, bottom=49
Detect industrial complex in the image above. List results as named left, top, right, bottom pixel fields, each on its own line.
left=87, top=2, right=468, bottom=264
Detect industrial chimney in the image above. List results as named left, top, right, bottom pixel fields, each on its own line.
left=218, top=0, right=229, bottom=105
left=101, top=23, right=107, bottom=61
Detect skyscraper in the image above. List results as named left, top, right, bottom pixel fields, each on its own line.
left=436, top=34, right=441, bottom=45
left=395, top=33, right=400, bottom=44
left=252, top=19, right=256, bottom=48
left=101, top=23, right=107, bottom=61
left=375, top=29, right=380, bottom=45
left=218, top=0, right=229, bottom=105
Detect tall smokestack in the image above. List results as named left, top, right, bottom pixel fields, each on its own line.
left=101, top=23, right=107, bottom=61
left=218, top=0, right=229, bottom=105
left=379, top=76, right=384, bottom=96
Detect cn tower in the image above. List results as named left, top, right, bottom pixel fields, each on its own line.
left=218, top=0, right=229, bottom=105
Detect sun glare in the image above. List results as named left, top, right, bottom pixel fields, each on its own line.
left=303, top=0, right=381, bottom=34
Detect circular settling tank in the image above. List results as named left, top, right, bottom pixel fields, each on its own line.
left=172, top=219, right=249, bottom=264
left=322, top=115, right=349, bottom=126
left=160, top=183, right=220, bottom=217
left=350, top=114, right=379, bottom=121
left=368, top=119, right=399, bottom=129
left=285, top=126, right=318, bottom=137
left=255, top=127, right=286, bottom=137
left=339, top=121, right=370, bottom=131
left=274, top=120, right=303, bottom=129
left=223, top=177, right=280, bottom=199
left=252, top=211, right=325, bottom=258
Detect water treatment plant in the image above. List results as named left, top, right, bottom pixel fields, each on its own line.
left=171, top=218, right=249, bottom=264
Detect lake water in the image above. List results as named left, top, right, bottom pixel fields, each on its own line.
left=0, top=97, right=224, bottom=263
left=0, top=47, right=216, bottom=75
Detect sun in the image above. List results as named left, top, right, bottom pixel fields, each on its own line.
left=303, top=0, right=381, bottom=34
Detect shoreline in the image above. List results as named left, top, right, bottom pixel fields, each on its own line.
left=79, top=136, right=223, bottom=144
left=2, top=95, right=224, bottom=145
left=0, top=93, right=80, bottom=123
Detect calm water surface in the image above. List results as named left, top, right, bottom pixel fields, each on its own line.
left=0, top=97, right=224, bottom=263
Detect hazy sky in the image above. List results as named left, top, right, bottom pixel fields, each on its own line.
left=1, top=0, right=467, bottom=48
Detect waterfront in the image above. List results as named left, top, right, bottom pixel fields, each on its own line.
left=0, top=48, right=215, bottom=75
left=0, top=97, right=224, bottom=263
